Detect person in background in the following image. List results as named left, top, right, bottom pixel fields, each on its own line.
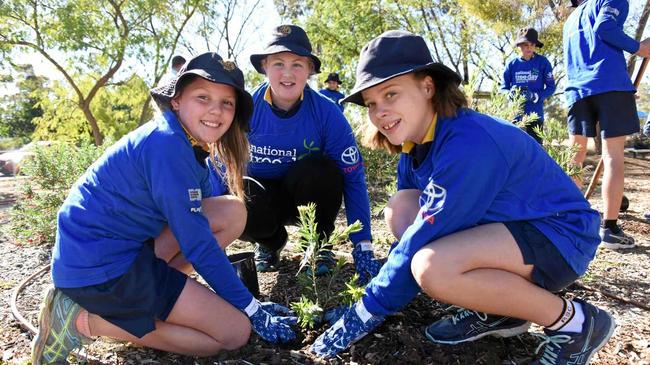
left=501, top=27, right=556, bottom=144
left=563, top=0, right=650, bottom=249
left=31, top=52, right=296, bottom=365
left=311, top=30, right=614, bottom=365
left=209, top=25, right=381, bottom=283
left=319, top=72, right=346, bottom=112
left=157, top=55, right=187, bottom=87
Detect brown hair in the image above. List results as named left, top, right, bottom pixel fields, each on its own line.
left=174, top=75, right=249, bottom=200
left=361, top=70, right=468, bottom=154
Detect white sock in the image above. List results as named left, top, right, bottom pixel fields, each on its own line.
left=547, top=298, right=585, bottom=333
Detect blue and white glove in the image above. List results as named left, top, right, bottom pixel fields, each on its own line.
left=523, top=90, right=539, bottom=103
left=352, top=241, right=382, bottom=285
left=311, top=300, right=385, bottom=358
left=244, top=299, right=297, bottom=343
left=643, top=116, right=650, bottom=137
left=322, top=304, right=352, bottom=325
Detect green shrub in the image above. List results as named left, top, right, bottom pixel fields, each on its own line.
left=4, top=142, right=106, bottom=245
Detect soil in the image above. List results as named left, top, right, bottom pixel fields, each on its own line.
left=1, top=152, right=649, bottom=365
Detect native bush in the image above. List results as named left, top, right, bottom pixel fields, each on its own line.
left=291, top=203, right=365, bottom=328
left=4, top=141, right=106, bottom=245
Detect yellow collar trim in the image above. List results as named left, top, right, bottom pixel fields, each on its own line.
left=264, top=85, right=304, bottom=106
left=180, top=123, right=210, bottom=152
left=402, top=114, right=438, bottom=153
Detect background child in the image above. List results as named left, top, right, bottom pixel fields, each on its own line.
left=319, top=72, right=346, bottom=112
left=31, top=52, right=296, bottom=365
left=311, top=30, right=613, bottom=365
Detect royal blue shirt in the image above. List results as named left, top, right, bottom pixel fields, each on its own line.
left=211, top=82, right=372, bottom=244
left=563, top=0, right=639, bottom=107
left=362, top=109, right=600, bottom=316
left=501, top=54, right=556, bottom=121
left=319, top=88, right=346, bottom=112
left=53, top=110, right=253, bottom=310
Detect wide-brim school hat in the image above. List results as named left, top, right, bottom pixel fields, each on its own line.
left=515, top=28, right=544, bottom=48
left=250, top=24, right=322, bottom=75
left=343, top=30, right=462, bottom=107
left=151, top=52, right=254, bottom=127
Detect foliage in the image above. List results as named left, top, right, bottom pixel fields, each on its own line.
left=0, top=64, right=47, bottom=140
left=4, top=142, right=107, bottom=245
left=534, top=118, right=583, bottom=178
left=291, top=203, right=364, bottom=328
left=340, top=274, right=366, bottom=306
left=31, top=75, right=150, bottom=144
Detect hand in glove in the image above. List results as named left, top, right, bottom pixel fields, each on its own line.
left=352, top=241, right=383, bottom=285
left=311, top=300, right=385, bottom=358
left=244, top=299, right=297, bottom=343
left=523, top=90, right=539, bottom=103
left=322, top=304, right=352, bottom=325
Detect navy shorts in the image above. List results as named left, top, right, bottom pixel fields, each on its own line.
left=60, top=242, right=187, bottom=338
left=504, top=221, right=579, bottom=293
left=567, top=91, right=639, bottom=138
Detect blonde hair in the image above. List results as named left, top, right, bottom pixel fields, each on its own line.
left=173, top=75, right=249, bottom=200
left=361, top=70, right=468, bottom=154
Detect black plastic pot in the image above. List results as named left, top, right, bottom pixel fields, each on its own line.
left=228, top=252, right=260, bottom=298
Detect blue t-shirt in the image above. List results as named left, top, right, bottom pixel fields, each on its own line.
left=563, top=0, right=639, bottom=107
left=211, top=82, right=372, bottom=244
left=319, top=88, right=346, bottom=112
left=362, top=109, right=600, bottom=316
left=53, top=110, right=253, bottom=310
left=501, top=54, right=556, bottom=120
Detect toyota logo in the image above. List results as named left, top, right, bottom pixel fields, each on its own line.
left=341, top=146, right=360, bottom=165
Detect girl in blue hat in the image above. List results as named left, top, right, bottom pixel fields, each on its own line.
left=311, top=30, right=613, bottom=365
left=31, top=52, right=297, bottom=365
left=209, top=24, right=381, bottom=282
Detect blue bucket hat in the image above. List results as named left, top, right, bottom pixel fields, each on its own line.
left=343, top=30, right=462, bottom=107
left=250, top=24, right=321, bottom=75
left=515, top=28, right=544, bottom=48
left=151, top=52, right=254, bottom=127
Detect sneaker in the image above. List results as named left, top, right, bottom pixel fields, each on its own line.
left=599, top=227, right=635, bottom=250
left=644, top=212, right=650, bottom=221
left=254, top=242, right=285, bottom=272
left=31, top=286, right=92, bottom=365
left=304, top=248, right=337, bottom=277
left=424, top=308, right=531, bottom=344
left=531, top=299, right=616, bottom=365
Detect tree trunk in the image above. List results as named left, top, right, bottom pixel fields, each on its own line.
left=80, top=105, right=104, bottom=146
left=627, top=0, right=650, bottom=76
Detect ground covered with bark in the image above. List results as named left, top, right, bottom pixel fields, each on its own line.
left=1, top=152, right=649, bottom=364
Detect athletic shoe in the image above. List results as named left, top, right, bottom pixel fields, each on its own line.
left=643, top=212, right=650, bottom=220
left=530, top=299, right=616, bottom=365
left=304, top=247, right=337, bottom=277
left=31, top=286, right=92, bottom=365
left=424, top=308, right=531, bottom=344
left=600, top=227, right=635, bottom=250
left=254, top=242, right=285, bottom=272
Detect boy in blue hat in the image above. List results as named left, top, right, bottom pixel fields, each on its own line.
left=311, top=30, right=614, bottom=365
left=31, top=52, right=297, bottom=365
left=564, top=0, right=650, bottom=249
left=211, top=24, right=381, bottom=282
left=501, top=27, right=556, bottom=144
left=319, top=72, right=346, bottom=112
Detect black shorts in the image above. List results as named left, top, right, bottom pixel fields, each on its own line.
left=59, top=243, right=187, bottom=338
left=567, top=91, right=639, bottom=138
left=504, top=221, right=579, bottom=293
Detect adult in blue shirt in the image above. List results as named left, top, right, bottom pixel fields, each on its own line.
left=217, top=25, right=381, bottom=283
left=319, top=72, right=346, bottom=112
left=31, top=53, right=297, bottom=365
left=501, top=28, right=556, bottom=144
left=311, top=30, right=613, bottom=365
left=563, top=0, right=650, bottom=249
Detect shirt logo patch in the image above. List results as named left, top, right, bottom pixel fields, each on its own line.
left=188, top=188, right=202, bottom=201
left=341, top=146, right=360, bottom=165
left=418, top=179, right=446, bottom=224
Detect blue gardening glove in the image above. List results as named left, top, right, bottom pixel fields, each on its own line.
left=244, top=299, right=297, bottom=343
left=352, top=241, right=382, bottom=285
left=523, top=90, right=539, bottom=103
left=311, top=300, right=385, bottom=358
left=643, top=117, right=650, bottom=137
left=323, top=304, right=352, bottom=325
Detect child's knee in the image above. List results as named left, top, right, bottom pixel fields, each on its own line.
left=385, top=189, right=420, bottom=238
left=222, top=315, right=251, bottom=350
left=411, top=248, right=452, bottom=294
